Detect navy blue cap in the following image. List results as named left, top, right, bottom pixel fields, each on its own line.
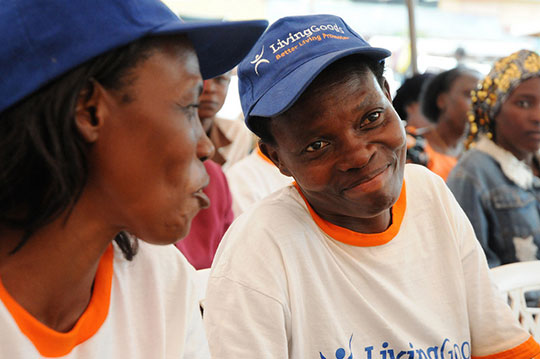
left=238, top=14, right=391, bottom=130
left=0, top=0, right=267, bottom=113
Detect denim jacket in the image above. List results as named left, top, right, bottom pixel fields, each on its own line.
left=447, top=137, right=540, bottom=268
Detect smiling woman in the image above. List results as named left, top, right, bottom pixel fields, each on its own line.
left=264, top=55, right=406, bottom=233
left=0, top=0, right=266, bottom=357
left=203, top=14, right=540, bottom=359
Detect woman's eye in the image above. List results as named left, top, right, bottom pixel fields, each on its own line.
left=305, top=140, right=329, bottom=152
left=516, top=100, right=530, bottom=109
left=362, top=111, right=382, bottom=126
left=181, top=103, right=199, bottom=120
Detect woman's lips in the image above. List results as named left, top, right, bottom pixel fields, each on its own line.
left=193, top=188, right=210, bottom=209
left=342, top=164, right=391, bottom=194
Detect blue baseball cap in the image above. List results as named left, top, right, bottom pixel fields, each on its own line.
left=0, top=0, right=268, bottom=113
left=238, top=14, right=391, bottom=130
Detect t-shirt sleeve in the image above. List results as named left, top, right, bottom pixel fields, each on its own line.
left=203, top=203, right=292, bottom=358
left=443, top=181, right=540, bottom=358
left=204, top=276, right=289, bottom=358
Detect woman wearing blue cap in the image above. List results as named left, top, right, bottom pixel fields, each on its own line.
left=0, top=0, right=266, bottom=357
left=203, top=14, right=540, bottom=358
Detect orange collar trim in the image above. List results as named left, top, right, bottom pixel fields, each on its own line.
left=0, top=244, right=114, bottom=357
left=256, top=146, right=276, bottom=166
left=294, top=181, right=407, bottom=247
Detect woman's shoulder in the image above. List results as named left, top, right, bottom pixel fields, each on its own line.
left=452, top=148, right=500, bottom=178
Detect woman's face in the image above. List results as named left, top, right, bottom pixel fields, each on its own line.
left=264, top=70, right=406, bottom=233
left=494, top=77, right=540, bottom=160
left=440, top=72, right=480, bottom=135
left=198, top=72, right=231, bottom=126
left=87, top=41, right=215, bottom=245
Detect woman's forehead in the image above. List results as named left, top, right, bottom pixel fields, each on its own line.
left=272, top=73, right=385, bottom=138
left=289, top=72, right=382, bottom=116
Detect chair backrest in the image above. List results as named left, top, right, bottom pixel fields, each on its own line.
left=490, top=261, right=540, bottom=341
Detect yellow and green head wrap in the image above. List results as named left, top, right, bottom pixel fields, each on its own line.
left=466, top=49, right=540, bottom=148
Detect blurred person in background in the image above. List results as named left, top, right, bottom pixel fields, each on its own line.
left=447, top=49, right=540, bottom=269
left=200, top=70, right=257, bottom=170
left=225, top=143, right=292, bottom=217
left=393, top=72, right=436, bottom=167
left=393, top=72, right=435, bottom=131
left=417, top=67, right=481, bottom=180
left=0, top=0, right=266, bottom=357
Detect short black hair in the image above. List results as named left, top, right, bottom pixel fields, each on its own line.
left=0, top=35, right=187, bottom=259
left=419, top=66, right=476, bottom=123
left=250, top=55, right=386, bottom=144
left=392, top=72, right=435, bottom=121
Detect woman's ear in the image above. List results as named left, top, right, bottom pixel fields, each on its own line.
left=436, top=93, right=448, bottom=113
left=259, top=141, right=292, bottom=177
left=75, top=80, right=108, bottom=143
left=382, top=78, right=392, bottom=101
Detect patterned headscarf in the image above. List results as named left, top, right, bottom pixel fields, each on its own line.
left=466, top=49, right=540, bottom=148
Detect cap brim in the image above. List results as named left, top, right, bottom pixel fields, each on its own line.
left=154, top=20, right=268, bottom=79
left=247, top=46, right=390, bottom=122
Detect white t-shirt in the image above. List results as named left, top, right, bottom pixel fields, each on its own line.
left=0, top=241, right=209, bottom=358
left=204, top=164, right=539, bottom=359
left=225, top=148, right=293, bottom=217
left=214, top=117, right=257, bottom=172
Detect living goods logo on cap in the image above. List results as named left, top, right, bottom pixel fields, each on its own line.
left=0, top=0, right=267, bottom=113
left=238, top=14, right=391, bottom=130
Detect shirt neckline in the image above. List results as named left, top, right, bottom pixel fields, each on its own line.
left=0, top=244, right=114, bottom=357
left=294, top=181, right=407, bottom=247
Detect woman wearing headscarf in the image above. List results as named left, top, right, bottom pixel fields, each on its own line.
left=447, top=50, right=540, bottom=268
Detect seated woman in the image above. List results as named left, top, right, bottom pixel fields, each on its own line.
left=0, top=0, right=266, bottom=357
left=447, top=49, right=540, bottom=268
left=416, top=67, right=481, bottom=180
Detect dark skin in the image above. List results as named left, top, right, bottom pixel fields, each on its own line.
left=494, top=77, right=540, bottom=175
left=199, top=72, right=231, bottom=132
left=198, top=72, right=232, bottom=165
left=0, top=40, right=214, bottom=332
left=261, top=69, right=407, bottom=234
left=424, top=72, right=480, bottom=157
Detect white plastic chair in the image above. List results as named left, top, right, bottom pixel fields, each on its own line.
left=490, top=261, right=540, bottom=341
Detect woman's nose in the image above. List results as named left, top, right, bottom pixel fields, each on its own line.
left=196, top=121, right=215, bottom=161
left=335, top=134, right=372, bottom=172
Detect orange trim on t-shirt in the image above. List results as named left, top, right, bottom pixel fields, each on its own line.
left=293, top=181, right=406, bottom=247
left=0, top=244, right=114, bottom=357
left=256, top=145, right=276, bottom=166
left=472, top=336, right=540, bottom=359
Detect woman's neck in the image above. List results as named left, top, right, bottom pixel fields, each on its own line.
left=0, top=202, right=114, bottom=332
left=425, top=125, right=464, bottom=157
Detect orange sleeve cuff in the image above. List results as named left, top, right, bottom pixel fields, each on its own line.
left=472, top=336, right=540, bottom=359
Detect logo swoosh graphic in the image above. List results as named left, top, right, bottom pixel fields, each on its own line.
left=250, top=46, right=269, bottom=76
